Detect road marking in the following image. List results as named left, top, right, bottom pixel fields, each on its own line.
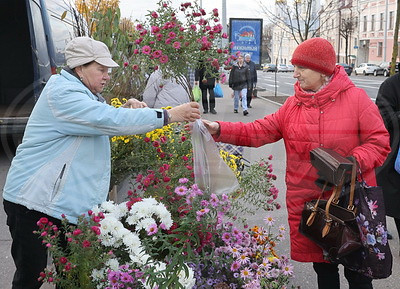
left=356, top=84, right=380, bottom=89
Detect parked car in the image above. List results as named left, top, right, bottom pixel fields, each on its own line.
left=277, top=64, right=288, bottom=72
left=336, top=63, right=353, bottom=76
left=374, top=61, right=400, bottom=76
left=263, top=63, right=277, bottom=72
left=354, top=63, right=379, bottom=76
left=286, top=64, right=294, bottom=72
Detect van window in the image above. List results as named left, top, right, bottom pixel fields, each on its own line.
left=30, top=0, right=51, bottom=78
left=45, top=0, right=75, bottom=66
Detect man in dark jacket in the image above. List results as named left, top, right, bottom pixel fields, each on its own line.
left=244, top=54, right=257, bottom=108
left=375, top=72, right=400, bottom=247
left=195, top=64, right=217, bottom=114
left=228, top=54, right=251, bottom=115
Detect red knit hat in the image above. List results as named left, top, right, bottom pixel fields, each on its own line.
left=291, top=38, right=336, bottom=76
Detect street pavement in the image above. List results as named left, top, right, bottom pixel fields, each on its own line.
left=0, top=84, right=399, bottom=288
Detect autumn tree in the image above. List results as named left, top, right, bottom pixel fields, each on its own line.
left=75, top=0, right=120, bottom=35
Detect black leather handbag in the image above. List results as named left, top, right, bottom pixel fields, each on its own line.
left=310, top=147, right=353, bottom=185
left=299, top=149, right=362, bottom=262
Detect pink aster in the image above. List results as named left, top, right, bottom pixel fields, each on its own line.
left=151, top=26, right=160, bottom=34
left=151, top=11, right=158, bottom=18
left=282, top=264, right=294, bottom=276
left=230, top=261, right=241, bottom=271
left=142, top=46, right=151, bottom=54
left=175, top=185, right=188, bottom=196
left=152, top=50, right=162, bottom=58
left=222, top=232, right=231, bottom=243
left=173, top=41, right=181, bottom=49
left=196, top=208, right=210, bottom=220
left=179, top=178, right=189, bottom=184
left=146, top=223, right=158, bottom=236
left=159, top=55, right=169, bottom=63
left=240, top=267, right=253, bottom=279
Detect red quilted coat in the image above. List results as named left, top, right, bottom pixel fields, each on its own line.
left=215, top=66, right=390, bottom=263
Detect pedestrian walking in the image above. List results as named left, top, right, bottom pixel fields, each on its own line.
left=2, top=36, right=200, bottom=289
left=228, top=54, right=251, bottom=116
left=198, top=37, right=390, bottom=289
left=244, top=53, right=257, bottom=108
left=195, top=61, right=218, bottom=114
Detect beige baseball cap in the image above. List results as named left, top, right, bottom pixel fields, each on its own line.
left=65, top=37, right=119, bottom=69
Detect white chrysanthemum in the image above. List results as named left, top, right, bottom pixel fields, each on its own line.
left=99, top=215, right=120, bottom=235
left=129, top=251, right=151, bottom=265
left=105, top=258, right=120, bottom=271
left=99, top=234, right=117, bottom=247
left=131, top=202, right=153, bottom=219
left=100, top=200, right=116, bottom=213
left=91, top=268, right=106, bottom=281
left=178, top=265, right=196, bottom=289
left=157, top=208, right=173, bottom=229
left=125, top=214, right=140, bottom=226
left=122, top=232, right=141, bottom=251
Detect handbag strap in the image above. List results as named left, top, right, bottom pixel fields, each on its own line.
left=347, top=159, right=357, bottom=211
left=306, top=181, right=328, bottom=226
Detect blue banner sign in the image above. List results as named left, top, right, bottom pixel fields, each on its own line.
left=229, top=18, right=263, bottom=65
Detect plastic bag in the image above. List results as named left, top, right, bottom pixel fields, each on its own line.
left=213, top=83, right=223, bottom=98
left=191, top=119, right=240, bottom=194
left=192, top=85, right=202, bottom=102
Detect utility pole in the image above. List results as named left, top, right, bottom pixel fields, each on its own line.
left=222, top=0, right=227, bottom=47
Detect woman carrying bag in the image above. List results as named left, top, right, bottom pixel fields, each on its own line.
left=197, top=38, right=391, bottom=289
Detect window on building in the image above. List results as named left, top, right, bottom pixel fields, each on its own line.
left=371, top=14, right=375, bottom=31
left=363, top=15, right=367, bottom=32
left=380, top=13, right=384, bottom=30
left=378, top=42, right=383, bottom=56
left=354, top=16, right=358, bottom=28
left=389, top=11, right=394, bottom=30
left=332, top=19, right=334, bottom=29
left=354, top=37, right=358, bottom=47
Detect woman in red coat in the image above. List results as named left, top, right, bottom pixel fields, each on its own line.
left=201, top=38, right=390, bottom=289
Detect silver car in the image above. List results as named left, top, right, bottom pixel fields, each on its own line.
left=354, top=63, right=379, bottom=76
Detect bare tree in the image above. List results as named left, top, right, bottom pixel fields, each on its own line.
left=258, top=0, right=336, bottom=44
left=390, top=0, right=400, bottom=75
left=339, top=17, right=356, bottom=64
left=262, top=24, right=274, bottom=63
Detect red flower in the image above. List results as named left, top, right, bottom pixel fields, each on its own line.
left=82, top=240, right=91, bottom=248
left=152, top=141, right=160, bottom=147
left=59, top=257, right=68, bottom=264
left=151, top=11, right=158, bottom=18
left=72, top=229, right=82, bottom=236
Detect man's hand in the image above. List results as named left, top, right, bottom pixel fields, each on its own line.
left=123, top=98, right=148, bottom=109
left=168, top=102, right=201, bottom=123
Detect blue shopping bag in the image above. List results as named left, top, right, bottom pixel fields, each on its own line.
left=213, top=83, right=223, bottom=98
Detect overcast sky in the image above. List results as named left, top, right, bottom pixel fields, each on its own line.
left=119, top=0, right=265, bottom=22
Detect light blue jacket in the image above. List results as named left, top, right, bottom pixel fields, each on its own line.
left=3, top=70, right=166, bottom=223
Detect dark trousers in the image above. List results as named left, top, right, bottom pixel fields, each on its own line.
left=246, top=87, right=253, bottom=107
left=313, top=262, right=373, bottom=289
left=3, top=200, right=63, bottom=289
left=201, top=87, right=215, bottom=112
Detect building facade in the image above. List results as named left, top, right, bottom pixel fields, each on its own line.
left=271, top=0, right=399, bottom=67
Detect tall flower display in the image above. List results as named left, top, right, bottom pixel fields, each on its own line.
left=129, top=0, right=234, bottom=98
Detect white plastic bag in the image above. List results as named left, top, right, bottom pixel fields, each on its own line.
left=191, top=119, right=240, bottom=194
